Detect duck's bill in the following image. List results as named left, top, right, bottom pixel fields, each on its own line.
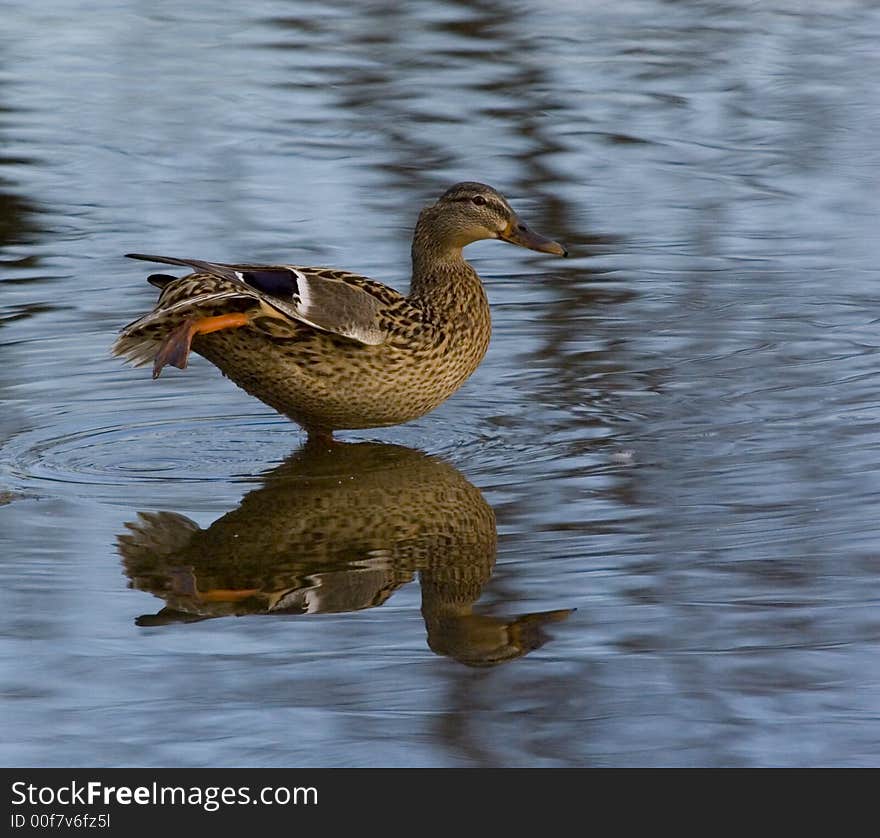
left=500, top=219, right=568, bottom=257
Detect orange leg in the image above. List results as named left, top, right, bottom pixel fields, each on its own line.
left=196, top=588, right=261, bottom=604
left=305, top=428, right=336, bottom=447
left=152, top=313, right=251, bottom=379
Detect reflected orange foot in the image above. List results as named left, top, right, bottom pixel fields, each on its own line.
left=196, top=588, right=262, bottom=603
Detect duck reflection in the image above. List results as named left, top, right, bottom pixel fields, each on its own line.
left=118, top=441, right=570, bottom=666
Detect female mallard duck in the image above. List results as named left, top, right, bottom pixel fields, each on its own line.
left=113, top=182, right=567, bottom=442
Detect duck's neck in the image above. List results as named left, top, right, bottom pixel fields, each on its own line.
left=408, top=226, right=488, bottom=317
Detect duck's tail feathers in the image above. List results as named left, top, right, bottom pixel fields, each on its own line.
left=112, top=332, right=163, bottom=367
left=112, top=290, right=255, bottom=367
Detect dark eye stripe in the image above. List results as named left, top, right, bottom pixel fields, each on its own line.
left=450, top=196, right=505, bottom=213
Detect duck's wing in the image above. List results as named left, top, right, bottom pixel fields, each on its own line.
left=238, top=264, right=394, bottom=346
left=125, top=253, right=395, bottom=345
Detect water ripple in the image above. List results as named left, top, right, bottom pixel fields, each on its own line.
left=0, top=416, right=298, bottom=498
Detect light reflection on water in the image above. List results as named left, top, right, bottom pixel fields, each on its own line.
left=2, top=0, right=880, bottom=766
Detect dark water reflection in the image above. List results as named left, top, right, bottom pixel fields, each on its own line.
left=2, top=0, right=880, bottom=766
left=119, top=442, right=570, bottom=665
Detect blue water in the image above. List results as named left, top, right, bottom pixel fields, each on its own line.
left=2, top=0, right=880, bottom=766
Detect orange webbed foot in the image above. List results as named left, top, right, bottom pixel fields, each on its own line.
left=152, top=313, right=252, bottom=379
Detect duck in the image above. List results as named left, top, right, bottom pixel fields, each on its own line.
left=113, top=182, right=567, bottom=442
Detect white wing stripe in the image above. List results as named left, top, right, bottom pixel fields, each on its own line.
left=293, top=269, right=311, bottom=312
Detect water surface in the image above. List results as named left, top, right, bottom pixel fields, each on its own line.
left=2, top=0, right=880, bottom=766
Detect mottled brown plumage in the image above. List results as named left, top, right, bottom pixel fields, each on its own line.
left=113, top=183, right=566, bottom=440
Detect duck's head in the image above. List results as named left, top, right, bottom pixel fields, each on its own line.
left=415, top=182, right=568, bottom=257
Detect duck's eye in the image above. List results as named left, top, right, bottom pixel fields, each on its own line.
left=471, top=195, right=487, bottom=207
